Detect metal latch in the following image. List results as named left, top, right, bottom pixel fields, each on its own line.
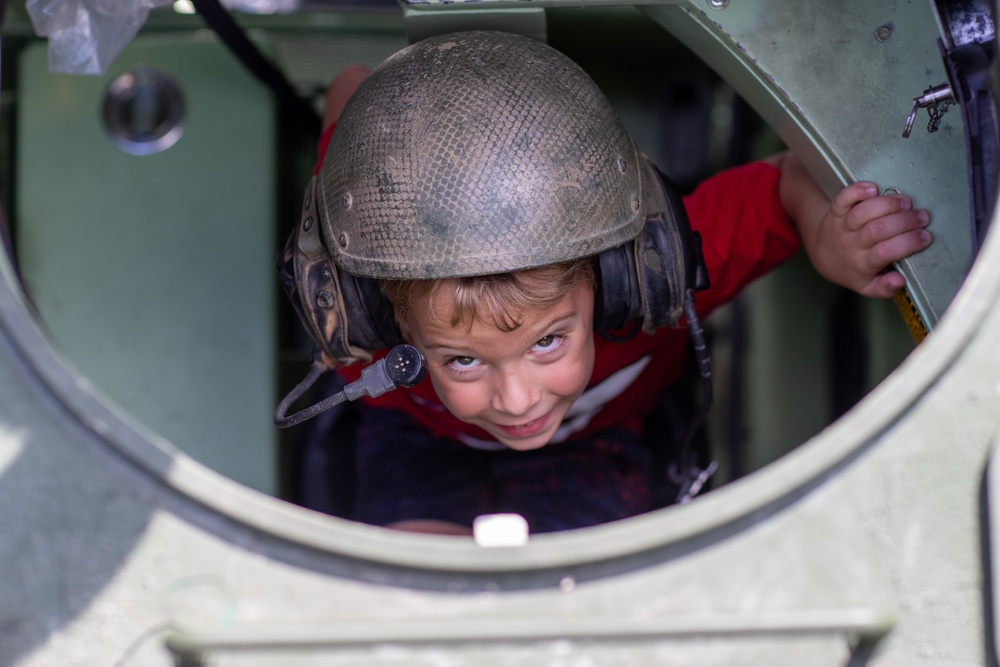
left=903, top=83, right=957, bottom=137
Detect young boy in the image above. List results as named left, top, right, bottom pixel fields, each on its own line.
left=288, top=31, right=931, bottom=536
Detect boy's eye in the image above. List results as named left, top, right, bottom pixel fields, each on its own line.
left=532, top=334, right=564, bottom=353
left=448, top=355, right=480, bottom=370
left=536, top=334, right=557, bottom=348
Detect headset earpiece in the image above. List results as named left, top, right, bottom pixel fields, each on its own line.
left=279, top=177, right=401, bottom=369
left=338, top=271, right=402, bottom=354
left=594, top=161, right=708, bottom=336
left=594, top=238, right=642, bottom=334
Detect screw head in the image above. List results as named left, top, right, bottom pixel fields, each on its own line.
left=316, top=291, right=334, bottom=309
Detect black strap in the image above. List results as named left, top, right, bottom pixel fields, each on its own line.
left=191, top=0, right=321, bottom=139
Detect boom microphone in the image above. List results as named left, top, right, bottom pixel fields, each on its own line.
left=274, top=344, right=426, bottom=428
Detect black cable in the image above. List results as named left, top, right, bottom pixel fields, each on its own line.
left=677, top=289, right=713, bottom=459
left=666, top=289, right=716, bottom=504
left=275, top=344, right=426, bottom=428
left=190, top=0, right=321, bottom=139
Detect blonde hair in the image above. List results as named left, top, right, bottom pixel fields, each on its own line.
left=380, top=259, right=595, bottom=335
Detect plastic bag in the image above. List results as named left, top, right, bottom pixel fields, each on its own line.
left=26, top=0, right=174, bottom=75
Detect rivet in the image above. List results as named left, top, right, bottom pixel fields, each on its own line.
left=303, top=216, right=313, bottom=231
left=875, top=24, right=893, bottom=43
left=316, top=291, right=334, bottom=309
left=617, top=156, right=628, bottom=173
left=343, top=192, right=353, bottom=210
left=303, top=190, right=312, bottom=211
left=338, top=232, right=349, bottom=249
left=883, top=187, right=902, bottom=195
left=708, top=0, right=728, bottom=8
left=631, top=195, right=641, bottom=213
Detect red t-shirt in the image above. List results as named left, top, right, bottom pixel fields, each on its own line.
left=319, top=128, right=800, bottom=447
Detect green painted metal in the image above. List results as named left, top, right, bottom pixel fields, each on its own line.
left=641, top=2, right=971, bottom=331
left=15, top=34, right=278, bottom=493
left=0, top=3, right=997, bottom=666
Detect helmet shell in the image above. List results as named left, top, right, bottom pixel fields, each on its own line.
left=318, top=30, right=646, bottom=279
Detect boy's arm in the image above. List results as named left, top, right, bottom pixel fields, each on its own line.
left=767, top=152, right=933, bottom=298
left=322, top=64, right=371, bottom=131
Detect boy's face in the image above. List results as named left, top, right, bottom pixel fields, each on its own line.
left=404, top=279, right=596, bottom=451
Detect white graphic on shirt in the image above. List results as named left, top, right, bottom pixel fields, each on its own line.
left=458, top=355, right=652, bottom=450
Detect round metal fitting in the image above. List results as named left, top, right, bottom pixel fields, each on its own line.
left=875, top=24, right=893, bottom=42
left=338, top=232, right=349, bottom=249
left=303, top=216, right=313, bottom=231
left=316, top=291, right=334, bottom=309
left=102, top=67, right=185, bottom=156
left=343, top=193, right=353, bottom=210
left=708, top=0, right=729, bottom=8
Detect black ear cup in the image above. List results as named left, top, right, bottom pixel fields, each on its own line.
left=593, top=166, right=708, bottom=337
left=594, top=240, right=642, bottom=333
left=338, top=272, right=402, bottom=353
left=279, top=177, right=401, bottom=369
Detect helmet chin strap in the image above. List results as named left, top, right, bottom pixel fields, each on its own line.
left=274, top=344, right=426, bottom=428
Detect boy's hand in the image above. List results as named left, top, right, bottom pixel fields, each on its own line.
left=807, top=183, right=932, bottom=298
left=773, top=153, right=933, bottom=299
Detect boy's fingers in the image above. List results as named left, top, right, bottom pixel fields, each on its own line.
left=865, top=229, right=933, bottom=274
left=831, top=182, right=879, bottom=224
left=858, top=208, right=930, bottom=247
left=847, top=193, right=916, bottom=233
left=860, top=270, right=907, bottom=299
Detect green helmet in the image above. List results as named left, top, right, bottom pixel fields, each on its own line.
left=316, top=30, right=647, bottom=280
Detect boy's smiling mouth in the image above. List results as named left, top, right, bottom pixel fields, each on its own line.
left=494, top=408, right=555, bottom=438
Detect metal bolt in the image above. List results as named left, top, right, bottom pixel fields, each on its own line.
left=316, top=291, right=334, bottom=309
left=875, top=24, right=893, bottom=42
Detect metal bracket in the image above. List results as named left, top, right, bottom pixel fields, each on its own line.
left=903, top=82, right=957, bottom=138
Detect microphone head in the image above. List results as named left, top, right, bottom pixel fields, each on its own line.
left=384, top=344, right=427, bottom=388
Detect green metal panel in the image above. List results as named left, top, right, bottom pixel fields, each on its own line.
left=15, top=34, right=278, bottom=493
